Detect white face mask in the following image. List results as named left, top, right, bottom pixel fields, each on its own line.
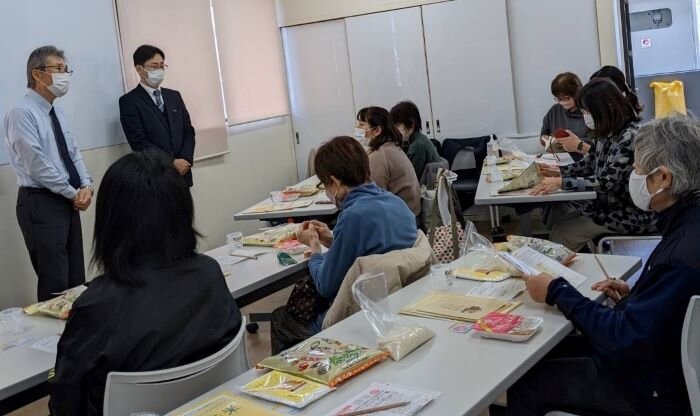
left=145, top=68, right=166, bottom=87
left=353, top=127, right=366, bottom=140
left=583, top=112, right=595, bottom=130
left=47, top=73, right=71, bottom=97
left=629, top=167, right=665, bottom=211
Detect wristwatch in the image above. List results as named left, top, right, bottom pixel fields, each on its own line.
left=81, top=184, right=94, bottom=195
left=577, top=141, right=584, bottom=152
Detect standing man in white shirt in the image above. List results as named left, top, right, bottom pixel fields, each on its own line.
left=4, top=46, right=93, bottom=301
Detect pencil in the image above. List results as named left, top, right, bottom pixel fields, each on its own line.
left=230, top=253, right=258, bottom=260
left=337, top=402, right=411, bottom=416
left=594, top=254, right=622, bottom=301
left=593, top=254, right=612, bottom=280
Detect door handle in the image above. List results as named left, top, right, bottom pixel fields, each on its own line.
left=426, top=121, right=431, bottom=135
left=436, top=119, right=441, bottom=133
left=295, top=132, right=300, bottom=144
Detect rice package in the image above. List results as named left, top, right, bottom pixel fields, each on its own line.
left=499, top=235, right=575, bottom=265
left=241, top=370, right=333, bottom=408
left=24, top=285, right=87, bottom=319
left=257, top=338, right=388, bottom=387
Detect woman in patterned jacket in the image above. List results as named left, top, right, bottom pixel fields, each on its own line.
left=530, top=78, right=656, bottom=251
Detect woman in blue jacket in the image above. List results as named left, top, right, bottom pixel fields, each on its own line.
left=271, top=136, right=417, bottom=353
left=509, top=115, right=700, bottom=416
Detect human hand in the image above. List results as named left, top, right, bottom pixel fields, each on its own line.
left=306, top=228, right=322, bottom=253
left=536, top=163, right=561, bottom=178
left=523, top=273, right=556, bottom=303
left=530, top=177, right=562, bottom=196
left=173, top=159, right=191, bottom=175
left=73, top=187, right=92, bottom=211
left=591, top=279, right=630, bottom=303
left=554, top=130, right=582, bottom=153
left=309, top=220, right=333, bottom=247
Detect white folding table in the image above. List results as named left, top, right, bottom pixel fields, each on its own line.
left=474, top=154, right=596, bottom=235
left=234, top=176, right=338, bottom=222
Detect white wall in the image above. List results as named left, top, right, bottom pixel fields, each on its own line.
left=0, top=117, right=296, bottom=310
left=275, top=0, right=449, bottom=26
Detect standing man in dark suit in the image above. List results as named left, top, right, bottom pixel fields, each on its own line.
left=4, top=46, right=93, bottom=301
left=119, top=45, right=195, bottom=186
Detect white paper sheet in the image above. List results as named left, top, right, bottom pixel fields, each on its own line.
left=468, top=280, right=526, bottom=300
left=215, top=250, right=269, bottom=267
left=329, top=383, right=441, bottom=416
left=30, top=335, right=60, bottom=354
left=511, top=246, right=587, bottom=288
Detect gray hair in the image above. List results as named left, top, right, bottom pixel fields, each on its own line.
left=634, top=114, right=700, bottom=198
left=26, top=45, right=65, bottom=89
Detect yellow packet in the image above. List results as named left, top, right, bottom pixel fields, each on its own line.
left=172, top=392, right=280, bottom=416
left=24, top=285, right=87, bottom=319
left=241, top=370, right=333, bottom=408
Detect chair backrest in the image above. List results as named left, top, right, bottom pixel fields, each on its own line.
left=682, top=295, right=700, bottom=416
left=103, top=316, right=249, bottom=416
left=451, top=147, right=477, bottom=171
left=419, top=157, right=450, bottom=188
left=307, top=147, right=318, bottom=178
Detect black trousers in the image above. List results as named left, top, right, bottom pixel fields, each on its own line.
left=506, top=335, right=638, bottom=416
left=16, top=188, right=85, bottom=301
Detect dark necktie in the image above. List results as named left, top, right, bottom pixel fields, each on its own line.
left=153, top=90, right=164, bottom=112
left=49, top=107, right=81, bottom=190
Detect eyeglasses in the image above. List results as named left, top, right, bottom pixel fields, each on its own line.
left=142, top=63, right=168, bottom=70
left=554, top=96, right=572, bottom=103
left=37, top=65, right=73, bottom=75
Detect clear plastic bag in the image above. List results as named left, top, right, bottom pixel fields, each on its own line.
left=495, top=235, right=575, bottom=266
left=497, top=137, right=529, bottom=161
left=352, top=273, right=434, bottom=361
left=454, top=222, right=521, bottom=280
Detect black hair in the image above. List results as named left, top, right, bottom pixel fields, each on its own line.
left=357, top=106, right=403, bottom=151
left=390, top=101, right=422, bottom=132
left=92, top=149, right=200, bottom=285
left=577, top=78, right=640, bottom=138
left=133, top=44, right=165, bottom=67
left=590, top=65, right=644, bottom=114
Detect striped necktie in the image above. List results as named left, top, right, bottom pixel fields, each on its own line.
left=153, top=89, right=164, bottom=112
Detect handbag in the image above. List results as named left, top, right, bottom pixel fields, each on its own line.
left=428, top=172, right=465, bottom=263
left=285, top=276, right=330, bottom=322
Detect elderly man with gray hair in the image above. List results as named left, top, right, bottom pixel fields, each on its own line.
left=4, top=46, right=93, bottom=301
left=506, top=115, right=700, bottom=416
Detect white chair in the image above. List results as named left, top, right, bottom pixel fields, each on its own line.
left=103, top=317, right=249, bottom=416
left=682, top=295, right=700, bottom=416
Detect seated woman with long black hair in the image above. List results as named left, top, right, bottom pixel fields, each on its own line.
left=49, top=150, right=242, bottom=416
left=531, top=78, right=656, bottom=251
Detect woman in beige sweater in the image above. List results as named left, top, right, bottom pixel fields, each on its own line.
left=356, top=106, right=421, bottom=217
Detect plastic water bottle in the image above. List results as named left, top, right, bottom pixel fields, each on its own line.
left=487, top=135, right=499, bottom=158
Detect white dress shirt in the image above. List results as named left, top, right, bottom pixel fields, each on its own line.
left=3, top=89, right=92, bottom=200
left=140, top=82, right=162, bottom=107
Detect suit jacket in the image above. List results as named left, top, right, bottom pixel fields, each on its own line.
left=119, top=84, right=196, bottom=186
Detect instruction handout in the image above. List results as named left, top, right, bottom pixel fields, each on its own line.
left=329, top=382, right=441, bottom=416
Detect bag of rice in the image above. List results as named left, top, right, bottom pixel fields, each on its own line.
left=240, top=370, right=333, bottom=408
left=257, top=338, right=388, bottom=387
left=24, top=285, right=87, bottom=319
